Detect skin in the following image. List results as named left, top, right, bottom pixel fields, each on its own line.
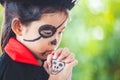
left=11, top=11, right=78, bottom=80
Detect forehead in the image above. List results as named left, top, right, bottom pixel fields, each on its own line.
left=27, top=12, right=68, bottom=31
left=39, top=12, right=68, bottom=27
left=41, top=11, right=68, bottom=19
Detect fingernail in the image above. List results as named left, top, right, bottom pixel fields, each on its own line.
left=52, top=52, right=57, bottom=59
left=51, top=52, right=54, bottom=56
left=49, top=64, right=51, bottom=68
left=53, top=55, right=56, bottom=59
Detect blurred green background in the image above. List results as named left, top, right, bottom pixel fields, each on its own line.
left=0, top=0, right=120, bottom=80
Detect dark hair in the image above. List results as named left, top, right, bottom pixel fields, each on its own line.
left=0, top=0, right=77, bottom=52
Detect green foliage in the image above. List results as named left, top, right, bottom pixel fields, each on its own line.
left=0, top=0, right=120, bottom=80
left=60, top=0, right=120, bottom=80
left=0, top=5, right=3, bottom=30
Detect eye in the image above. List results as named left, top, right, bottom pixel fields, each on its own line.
left=44, top=31, right=52, bottom=35
left=59, top=63, right=63, bottom=67
left=41, top=30, right=53, bottom=36
left=53, top=61, right=57, bottom=64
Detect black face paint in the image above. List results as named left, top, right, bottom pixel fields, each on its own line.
left=23, top=19, right=66, bottom=42
left=51, top=39, right=57, bottom=45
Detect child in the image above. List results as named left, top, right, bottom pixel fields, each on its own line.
left=0, top=0, right=78, bottom=80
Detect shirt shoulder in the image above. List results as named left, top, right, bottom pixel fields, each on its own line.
left=0, top=53, right=11, bottom=80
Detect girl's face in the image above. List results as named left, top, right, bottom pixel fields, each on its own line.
left=17, top=12, right=68, bottom=60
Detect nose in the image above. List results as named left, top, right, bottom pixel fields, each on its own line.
left=51, top=39, right=57, bottom=45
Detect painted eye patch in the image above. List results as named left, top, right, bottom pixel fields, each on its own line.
left=23, top=19, right=66, bottom=42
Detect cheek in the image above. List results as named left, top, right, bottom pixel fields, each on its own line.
left=31, top=39, right=49, bottom=51
left=37, top=39, right=49, bottom=47
left=22, top=25, right=40, bottom=38
left=55, top=35, right=62, bottom=47
left=58, top=35, right=62, bottom=42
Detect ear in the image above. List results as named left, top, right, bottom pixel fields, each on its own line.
left=11, top=18, right=23, bottom=36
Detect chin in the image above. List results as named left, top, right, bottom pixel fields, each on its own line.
left=36, top=51, right=52, bottom=60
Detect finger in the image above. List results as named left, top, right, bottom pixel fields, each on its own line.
left=47, top=54, right=53, bottom=67
left=57, top=48, right=70, bottom=61
left=43, top=61, right=49, bottom=74
left=65, top=59, right=78, bottom=72
left=69, top=59, right=78, bottom=67
left=53, top=48, right=63, bottom=59
left=62, top=53, right=75, bottom=63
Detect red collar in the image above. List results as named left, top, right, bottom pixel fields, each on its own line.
left=5, top=37, right=40, bottom=66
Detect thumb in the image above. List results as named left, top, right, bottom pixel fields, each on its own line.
left=43, top=61, right=50, bottom=74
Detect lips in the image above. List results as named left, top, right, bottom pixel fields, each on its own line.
left=41, top=49, right=54, bottom=56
